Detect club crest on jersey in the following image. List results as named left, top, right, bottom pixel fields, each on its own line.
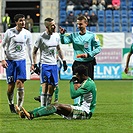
left=84, top=43, right=88, bottom=48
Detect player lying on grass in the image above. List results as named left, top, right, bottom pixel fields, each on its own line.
left=16, top=64, right=97, bottom=120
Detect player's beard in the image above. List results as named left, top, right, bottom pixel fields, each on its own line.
left=49, top=28, right=55, bottom=35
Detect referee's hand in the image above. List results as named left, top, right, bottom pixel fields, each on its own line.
left=59, top=26, right=66, bottom=34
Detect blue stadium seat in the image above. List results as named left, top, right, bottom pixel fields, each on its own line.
left=121, top=18, right=128, bottom=26
left=114, top=26, right=120, bottom=32
left=120, top=1, right=127, bottom=10
left=113, top=17, right=120, bottom=26
left=90, top=26, right=97, bottom=32
left=128, top=1, right=133, bottom=10
left=66, top=26, right=74, bottom=33
left=98, top=18, right=104, bottom=26
left=74, top=10, right=82, bottom=16
left=82, top=10, right=89, bottom=15
left=105, top=26, right=113, bottom=32
left=98, top=26, right=105, bottom=32
left=98, top=10, right=105, bottom=18
left=121, top=10, right=128, bottom=18
left=129, top=18, right=133, bottom=26
left=59, top=15, right=66, bottom=25
left=121, top=26, right=129, bottom=32
left=60, top=10, right=66, bottom=17
left=105, top=10, right=112, bottom=18
left=113, top=10, right=120, bottom=18
left=105, top=18, right=113, bottom=26
left=59, top=0, right=67, bottom=10
left=128, top=10, right=133, bottom=19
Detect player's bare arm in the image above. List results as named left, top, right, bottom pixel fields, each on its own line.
left=57, top=45, right=67, bottom=71
left=56, top=45, right=64, bottom=60
left=32, top=46, right=38, bottom=71
left=124, top=52, right=132, bottom=74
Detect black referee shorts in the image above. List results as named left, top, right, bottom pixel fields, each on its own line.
left=72, top=58, right=96, bottom=80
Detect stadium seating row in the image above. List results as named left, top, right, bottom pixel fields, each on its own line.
left=59, top=0, right=133, bottom=32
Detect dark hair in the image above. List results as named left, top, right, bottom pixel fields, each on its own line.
left=14, top=14, right=25, bottom=22
left=44, top=18, right=54, bottom=22
left=74, top=64, right=88, bottom=76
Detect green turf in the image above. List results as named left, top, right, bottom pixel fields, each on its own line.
left=0, top=80, right=132, bottom=133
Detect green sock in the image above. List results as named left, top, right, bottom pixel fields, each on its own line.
left=54, top=86, right=59, bottom=100
left=39, top=85, right=42, bottom=95
left=33, top=105, right=57, bottom=118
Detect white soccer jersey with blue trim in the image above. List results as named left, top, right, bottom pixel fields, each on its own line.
left=2, top=27, right=32, bottom=60
left=35, top=31, right=61, bottom=65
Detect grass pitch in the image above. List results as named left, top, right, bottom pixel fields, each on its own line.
left=0, top=80, right=132, bottom=133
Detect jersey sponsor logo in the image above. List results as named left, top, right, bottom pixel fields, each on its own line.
left=15, top=45, right=22, bottom=52
left=84, top=43, right=88, bottom=48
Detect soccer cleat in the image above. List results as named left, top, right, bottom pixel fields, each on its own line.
left=34, top=96, right=41, bottom=102
left=9, top=104, right=16, bottom=113
left=21, top=107, right=33, bottom=120
left=54, top=99, right=58, bottom=103
left=15, top=105, right=25, bottom=118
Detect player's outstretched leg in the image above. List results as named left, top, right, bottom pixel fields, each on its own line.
left=21, top=107, right=33, bottom=120
left=20, top=105, right=57, bottom=120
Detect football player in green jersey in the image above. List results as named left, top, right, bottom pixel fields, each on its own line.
left=16, top=64, right=97, bottom=120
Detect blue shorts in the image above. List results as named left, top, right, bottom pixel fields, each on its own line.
left=6, top=60, right=26, bottom=84
left=40, top=64, right=58, bottom=86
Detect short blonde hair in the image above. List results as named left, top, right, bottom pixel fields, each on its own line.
left=77, top=15, right=88, bottom=22
left=44, top=18, right=53, bottom=27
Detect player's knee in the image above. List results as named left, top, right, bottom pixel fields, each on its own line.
left=16, top=80, right=24, bottom=86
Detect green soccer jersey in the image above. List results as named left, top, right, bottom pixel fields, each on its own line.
left=70, top=77, right=97, bottom=113
left=60, top=30, right=101, bottom=62
left=130, top=43, right=133, bottom=54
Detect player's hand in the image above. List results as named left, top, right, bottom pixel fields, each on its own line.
left=1, top=60, right=8, bottom=68
left=34, top=64, right=40, bottom=75
left=70, top=75, right=79, bottom=84
left=63, top=60, right=67, bottom=71
left=59, top=26, right=66, bottom=34
left=76, top=53, right=88, bottom=58
left=124, top=67, right=129, bottom=74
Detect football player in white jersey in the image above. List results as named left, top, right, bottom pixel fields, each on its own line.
left=1, top=14, right=33, bottom=113
left=32, top=18, right=67, bottom=106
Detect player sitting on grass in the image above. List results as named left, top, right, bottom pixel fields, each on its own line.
left=16, top=64, right=97, bottom=120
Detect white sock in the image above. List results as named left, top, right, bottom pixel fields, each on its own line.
left=41, top=93, right=47, bottom=106
left=17, top=88, right=24, bottom=109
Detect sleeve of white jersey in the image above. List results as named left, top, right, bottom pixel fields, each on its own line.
left=1, top=31, right=9, bottom=60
